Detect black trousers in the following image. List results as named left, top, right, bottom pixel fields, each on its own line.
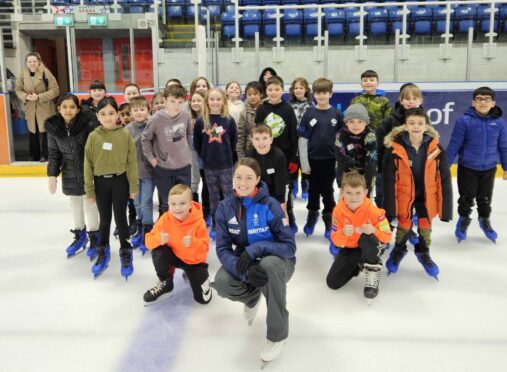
left=457, top=165, right=496, bottom=218
left=94, top=173, right=130, bottom=247
left=199, top=168, right=210, bottom=218
left=308, top=158, right=336, bottom=214
left=151, top=245, right=211, bottom=304
left=326, top=234, right=380, bottom=290
left=154, top=164, right=191, bottom=213
left=29, top=122, right=48, bottom=160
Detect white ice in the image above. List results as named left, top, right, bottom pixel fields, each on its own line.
left=1, top=177, right=507, bottom=372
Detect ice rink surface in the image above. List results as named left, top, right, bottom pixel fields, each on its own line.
left=1, top=177, right=507, bottom=372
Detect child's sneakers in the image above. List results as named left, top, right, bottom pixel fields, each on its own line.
left=243, top=297, right=261, bottom=326
left=143, top=279, right=174, bottom=305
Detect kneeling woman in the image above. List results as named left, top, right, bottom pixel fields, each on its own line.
left=213, top=157, right=296, bottom=366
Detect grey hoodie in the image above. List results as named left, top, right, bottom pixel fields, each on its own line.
left=126, top=120, right=153, bottom=179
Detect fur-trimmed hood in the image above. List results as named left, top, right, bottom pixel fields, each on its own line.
left=45, top=110, right=96, bottom=138
left=384, top=124, right=439, bottom=149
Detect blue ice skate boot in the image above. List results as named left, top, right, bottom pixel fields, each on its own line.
left=322, top=212, right=332, bottom=240
left=209, top=229, right=216, bottom=241
left=66, top=228, right=88, bottom=258
left=329, top=242, right=341, bottom=258
left=407, top=215, right=419, bottom=246
left=92, top=245, right=111, bottom=279
left=479, top=217, right=497, bottom=243
left=86, top=230, right=99, bottom=261
left=139, top=224, right=153, bottom=256
left=455, top=216, right=472, bottom=243
left=385, top=243, right=407, bottom=275
left=303, top=210, right=319, bottom=237
left=291, top=180, right=299, bottom=199
left=415, top=251, right=439, bottom=281
left=301, top=179, right=309, bottom=201
left=131, top=221, right=143, bottom=248
left=119, top=245, right=134, bottom=281
left=288, top=209, right=298, bottom=235
left=205, top=215, right=212, bottom=228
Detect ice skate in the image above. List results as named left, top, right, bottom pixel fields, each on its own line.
left=66, top=228, right=88, bottom=258
left=363, top=263, right=381, bottom=304
left=130, top=221, right=143, bottom=248
left=415, top=251, right=439, bottom=281
left=303, top=210, right=319, bottom=237
left=301, top=179, right=309, bottom=201
left=322, top=212, right=332, bottom=240
left=329, top=242, right=341, bottom=258
left=479, top=217, right=497, bottom=243
left=139, top=224, right=152, bottom=256
left=407, top=229, right=419, bottom=247
left=91, top=245, right=110, bottom=279
left=291, top=180, right=298, bottom=199
left=243, top=297, right=261, bottom=326
left=260, top=339, right=286, bottom=369
left=143, top=279, right=174, bottom=306
left=455, top=216, right=472, bottom=243
left=119, top=245, right=134, bottom=281
left=86, top=231, right=99, bottom=261
left=386, top=243, right=407, bottom=275
left=288, top=209, right=298, bottom=235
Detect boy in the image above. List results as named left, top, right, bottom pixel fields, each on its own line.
left=118, top=102, right=132, bottom=126
left=383, top=108, right=453, bottom=280
left=254, top=76, right=299, bottom=232
left=143, top=184, right=211, bottom=305
left=125, top=96, right=154, bottom=254
left=299, top=78, right=344, bottom=239
left=446, top=87, right=507, bottom=243
left=327, top=171, right=392, bottom=301
left=247, top=124, right=288, bottom=210
left=142, top=84, right=193, bottom=213
left=336, top=103, right=377, bottom=197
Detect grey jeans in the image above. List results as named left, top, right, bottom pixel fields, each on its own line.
left=213, top=255, right=295, bottom=342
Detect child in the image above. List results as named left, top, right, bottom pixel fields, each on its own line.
left=151, top=93, right=166, bottom=114
left=81, top=80, right=106, bottom=114
left=84, top=97, right=139, bottom=279
left=142, top=84, right=193, bottom=214
left=226, top=80, right=245, bottom=125
left=46, top=94, right=100, bottom=259
left=383, top=108, right=452, bottom=280
left=299, top=78, right=344, bottom=239
left=212, top=158, right=296, bottom=366
left=327, top=171, right=392, bottom=302
left=123, top=83, right=141, bottom=103
left=125, top=96, right=154, bottom=255
left=289, top=77, right=314, bottom=200
left=165, top=78, right=182, bottom=88
left=118, top=102, right=132, bottom=126
left=237, top=81, right=263, bottom=159
left=335, top=103, right=378, bottom=197
left=446, top=86, right=507, bottom=243
left=350, top=70, right=392, bottom=131
left=143, top=184, right=211, bottom=305
left=193, top=88, right=238, bottom=236
left=255, top=76, right=299, bottom=232
left=258, top=67, right=278, bottom=98
left=190, top=76, right=211, bottom=95
left=246, top=124, right=288, bottom=210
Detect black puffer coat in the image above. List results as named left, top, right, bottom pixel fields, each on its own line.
left=45, top=111, right=97, bottom=196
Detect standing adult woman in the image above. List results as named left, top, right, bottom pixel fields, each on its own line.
left=15, top=52, right=59, bottom=162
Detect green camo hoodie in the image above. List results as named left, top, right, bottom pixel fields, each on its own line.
left=84, top=125, right=139, bottom=198
left=350, top=93, right=392, bottom=130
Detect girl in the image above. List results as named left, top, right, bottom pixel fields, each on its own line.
left=258, top=67, right=277, bottom=99
left=225, top=80, right=244, bottom=125
left=123, top=83, right=141, bottom=103
left=237, top=81, right=262, bottom=159
left=46, top=94, right=100, bottom=260
left=81, top=80, right=106, bottom=114
left=190, top=76, right=211, bottom=95
left=84, top=97, right=139, bottom=280
left=289, top=77, right=314, bottom=200
left=193, top=88, right=237, bottom=237
left=151, top=93, right=166, bottom=114
left=213, top=157, right=296, bottom=367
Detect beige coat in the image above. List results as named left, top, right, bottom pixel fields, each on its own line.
left=15, top=64, right=59, bottom=133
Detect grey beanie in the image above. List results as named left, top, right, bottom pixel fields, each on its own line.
left=344, top=103, right=370, bottom=124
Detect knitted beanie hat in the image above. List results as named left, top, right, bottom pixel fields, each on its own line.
left=344, top=103, right=370, bottom=124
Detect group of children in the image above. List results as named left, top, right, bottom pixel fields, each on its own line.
left=44, top=69, right=507, bottom=366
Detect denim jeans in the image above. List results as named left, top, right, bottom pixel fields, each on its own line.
left=134, top=176, right=155, bottom=225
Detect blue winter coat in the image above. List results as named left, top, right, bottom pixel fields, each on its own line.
left=446, top=106, right=507, bottom=171
left=215, top=181, right=296, bottom=281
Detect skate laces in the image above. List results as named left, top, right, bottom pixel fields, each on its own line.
left=391, top=248, right=406, bottom=264
left=418, top=253, right=435, bottom=267
left=149, top=281, right=167, bottom=296
left=70, top=229, right=81, bottom=244
left=480, top=218, right=494, bottom=232
left=120, top=249, right=132, bottom=268
left=364, top=265, right=380, bottom=288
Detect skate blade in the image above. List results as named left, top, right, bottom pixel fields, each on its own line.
left=144, top=292, right=174, bottom=307
left=66, top=247, right=86, bottom=259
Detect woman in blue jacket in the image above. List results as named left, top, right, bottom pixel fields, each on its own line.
left=213, top=157, right=296, bottom=366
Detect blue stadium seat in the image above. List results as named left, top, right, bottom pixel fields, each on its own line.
left=167, top=0, right=184, bottom=19
left=224, top=4, right=235, bottom=13
left=455, top=4, right=478, bottom=33
left=345, top=8, right=363, bottom=37
left=128, top=0, right=146, bottom=13
left=263, top=9, right=279, bottom=38
left=412, top=6, right=432, bottom=35
left=368, top=7, right=388, bottom=36
left=262, top=0, right=279, bottom=4
left=203, top=0, right=223, bottom=17
left=389, top=7, right=408, bottom=35
left=243, top=10, right=261, bottom=38
left=242, top=0, right=259, bottom=5
left=434, top=5, right=455, bottom=34
left=304, top=8, right=321, bottom=39
left=186, top=4, right=202, bottom=19
left=283, top=9, right=302, bottom=38
left=282, top=0, right=300, bottom=4
left=501, top=5, right=507, bottom=33
left=324, top=8, right=345, bottom=37
left=478, top=4, right=499, bottom=33
left=221, top=11, right=237, bottom=39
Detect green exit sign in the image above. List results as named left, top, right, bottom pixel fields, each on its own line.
left=54, top=15, right=74, bottom=27
left=88, top=15, right=108, bottom=27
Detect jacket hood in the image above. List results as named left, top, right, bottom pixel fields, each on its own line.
left=464, top=105, right=503, bottom=119
left=384, top=124, right=439, bottom=148
left=45, top=110, right=95, bottom=137
left=165, top=201, right=204, bottom=227
left=337, top=196, right=375, bottom=219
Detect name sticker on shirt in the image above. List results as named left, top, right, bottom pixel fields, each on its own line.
left=216, top=126, right=224, bottom=133
left=267, top=168, right=275, bottom=174
left=103, top=142, right=112, bottom=151
left=347, top=143, right=355, bottom=151
left=309, top=118, right=318, bottom=127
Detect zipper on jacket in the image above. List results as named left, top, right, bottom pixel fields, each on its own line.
left=481, top=121, right=487, bottom=168
left=67, top=127, right=82, bottom=193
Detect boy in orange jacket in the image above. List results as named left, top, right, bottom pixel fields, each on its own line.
left=143, top=184, right=212, bottom=305
left=326, top=171, right=392, bottom=302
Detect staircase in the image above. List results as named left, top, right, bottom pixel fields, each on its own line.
left=0, top=1, right=14, bottom=48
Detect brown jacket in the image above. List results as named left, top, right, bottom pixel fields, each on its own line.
left=15, top=64, right=59, bottom=133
